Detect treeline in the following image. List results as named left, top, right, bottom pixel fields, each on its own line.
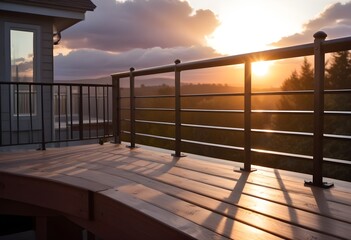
left=120, top=51, right=351, bottom=181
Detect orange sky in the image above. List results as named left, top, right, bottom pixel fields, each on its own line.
left=54, top=0, right=351, bottom=85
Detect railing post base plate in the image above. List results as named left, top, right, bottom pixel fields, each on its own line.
left=304, top=180, right=334, bottom=189
left=239, top=167, right=257, bottom=173
left=127, top=145, right=139, bottom=149
left=37, top=145, right=46, bottom=151
left=171, top=153, right=186, bottom=158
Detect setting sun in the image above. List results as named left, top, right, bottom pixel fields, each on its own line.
left=252, top=61, right=272, bottom=76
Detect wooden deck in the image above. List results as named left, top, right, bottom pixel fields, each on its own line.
left=0, top=143, right=351, bottom=240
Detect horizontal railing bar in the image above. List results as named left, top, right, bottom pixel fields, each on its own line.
left=323, top=36, right=351, bottom=53
left=135, top=119, right=175, bottom=126
left=136, top=132, right=174, bottom=141
left=179, top=44, right=316, bottom=71
left=111, top=36, right=351, bottom=79
left=325, top=89, right=351, bottom=94
left=253, top=129, right=351, bottom=140
left=181, top=92, right=244, bottom=97
left=135, top=95, right=175, bottom=99
left=251, top=129, right=313, bottom=136
left=182, top=139, right=244, bottom=151
left=325, top=111, right=351, bottom=115
left=112, top=43, right=316, bottom=78
left=182, top=123, right=243, bottom=132
left=251, top=148, right=313, bottom=160
left=251, top=110, right=351, bottom=115
left=109, top=88, right=351, bottom=96
left=109, top=47, right=305, bottom=79
left=324, top=133, right=351, bottom=140
left=253, top=89, right=351, bottom=96
left=135, top=107, right=175, bottom=112
left=252, top=90, right=313, bottom=96
left=119, top=90, right=351, bottom=97
left=181, top=124, right=351, bottom=140
left=252, top=110, right=313, bottom=114
left=181, top=109, right=244, bottom=113
left=324, top=158, right=351, bottom=165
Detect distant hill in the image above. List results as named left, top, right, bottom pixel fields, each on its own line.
left=55, top=76, right=280, bottom=93
left=55, top=76, right=174, bottom=87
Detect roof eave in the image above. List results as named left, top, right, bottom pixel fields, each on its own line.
left=0, top=2, right=88, bottom=32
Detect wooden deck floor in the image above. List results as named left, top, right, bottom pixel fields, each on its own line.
left=0, top=143, right=351, bottom=240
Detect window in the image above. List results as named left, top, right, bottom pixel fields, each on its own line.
left=5, top=23, right=40, bottom=116
left=10, top=30, right=34, bottom=82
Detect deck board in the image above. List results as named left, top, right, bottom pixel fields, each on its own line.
left=1, top=143, right=351, bottom=239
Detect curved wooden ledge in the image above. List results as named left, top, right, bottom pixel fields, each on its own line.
left=0, top=171, right=210, bottom=240
left=0, top=172, right=93, bottom=220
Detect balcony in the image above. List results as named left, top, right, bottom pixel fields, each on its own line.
left=1, top=32, right=351, bottom=239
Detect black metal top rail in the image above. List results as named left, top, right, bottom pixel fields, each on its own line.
left=111, top=35, right=351, bottom=78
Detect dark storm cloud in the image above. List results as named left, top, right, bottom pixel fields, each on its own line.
left=61, top=0, right=219, bottom=51
left=273, top=1, right=351, bottom=46
left=54, top=45, right=220, bottom=80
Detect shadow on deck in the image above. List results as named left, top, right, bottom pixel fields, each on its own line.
left=0, top=143, right=351, bottom=240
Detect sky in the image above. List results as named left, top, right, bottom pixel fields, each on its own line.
left=54, top=0, right=351, bottom=84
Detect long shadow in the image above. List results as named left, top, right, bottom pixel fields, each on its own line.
left=147, top=156, right=179, bottom=177
left=274, top=169, right=298, bottom=239
left=310, top=186, right=333, bottom=234
left=201, top=171, right=249, bottom=238
left=109, top=147, right=180, bottom=177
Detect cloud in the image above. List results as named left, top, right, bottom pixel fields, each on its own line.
left=273, top=2, right=351, bottom=46
left=54, top=45, right=220, bottom=80
left=61, top=0, right=219, bottom=52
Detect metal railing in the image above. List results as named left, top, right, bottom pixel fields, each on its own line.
left=0, top=82, right=113, bottom=150
left=111, top=32, right=351, bottom=187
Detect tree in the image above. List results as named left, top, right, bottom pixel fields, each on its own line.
left=276, top=58, right=314, bottom=133
left=279, top=58, right=314, bottom=109
left=324, top=51, right=351, bottom=161
left=326, top=51, right=351, bottom=89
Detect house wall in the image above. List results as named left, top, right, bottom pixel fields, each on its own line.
left=0, top=11, right=54, bottom=146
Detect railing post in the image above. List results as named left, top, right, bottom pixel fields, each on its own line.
left=240, top=60, right=255, bottom=172
left=0, top=84, right=2, bottom=146
left=112, top=76, right=121, bottom=144
left=128, top=67, right=136, bottom=148
left=172, top=59, right=185, bottom=157
left=40, top=84, right=46, bottom=150
left=79, top=85, right=84, bottom=140
left=305, top=31, right=333, bottom=188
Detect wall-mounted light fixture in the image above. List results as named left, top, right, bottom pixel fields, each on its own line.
left=53, top=32, right=61, bottom=45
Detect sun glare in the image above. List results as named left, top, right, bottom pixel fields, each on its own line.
left=252, top=61, right=271, bottom=77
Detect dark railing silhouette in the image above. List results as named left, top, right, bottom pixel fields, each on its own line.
left=111, top=32, right=351, bottom=188
left=0, top=82, right=113, bottom=150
